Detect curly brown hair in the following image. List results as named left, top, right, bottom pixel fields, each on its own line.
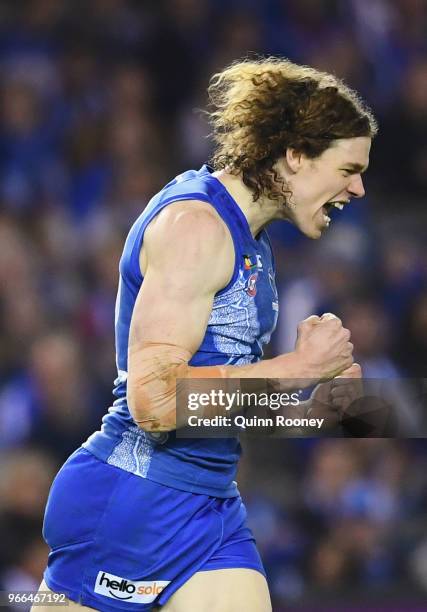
left=207, top=57, right=378, bottom=202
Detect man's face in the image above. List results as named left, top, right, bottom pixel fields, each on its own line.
left=278, top=137, right=371, bottom=239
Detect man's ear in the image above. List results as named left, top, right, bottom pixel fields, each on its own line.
left=285, top=148, right=303, bottom=173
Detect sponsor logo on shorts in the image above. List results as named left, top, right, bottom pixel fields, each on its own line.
left=94, top=571, right=170, bottom=604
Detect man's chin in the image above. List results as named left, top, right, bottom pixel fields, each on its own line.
left=299, top=224, right=323, bottom=239
left=291, top=218, right=324, bottom=239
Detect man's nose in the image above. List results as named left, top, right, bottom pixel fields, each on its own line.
left=348, top=174, right=365, bottom=198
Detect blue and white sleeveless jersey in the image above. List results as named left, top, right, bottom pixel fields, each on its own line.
left=83, top=165, right=279, bottom=497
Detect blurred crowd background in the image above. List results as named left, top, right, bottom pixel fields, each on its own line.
left=0, top=0, right=426, bottom=610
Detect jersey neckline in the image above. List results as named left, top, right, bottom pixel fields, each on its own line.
left=200, top=164, right=264, bottom=249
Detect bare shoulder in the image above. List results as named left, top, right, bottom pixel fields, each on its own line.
left=140, top=200, right=234, bottom=284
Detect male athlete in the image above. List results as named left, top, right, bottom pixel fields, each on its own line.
left=35, top=58, right=377, bottom=612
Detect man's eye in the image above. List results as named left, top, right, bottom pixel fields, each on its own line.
left=341, top=170, right=352, bottom=177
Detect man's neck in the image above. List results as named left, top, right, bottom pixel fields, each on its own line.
left=212, top=169, right=283, bottom=238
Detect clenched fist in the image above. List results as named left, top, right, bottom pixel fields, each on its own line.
left=305, top=363, right=363, bottom=431
left=295, top=313, right=354, bottom=381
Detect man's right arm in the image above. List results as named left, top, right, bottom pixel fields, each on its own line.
left=127, top=200, right=354, bottom=432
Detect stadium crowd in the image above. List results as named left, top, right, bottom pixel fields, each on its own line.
left=0, top=1, right=426, bottom=609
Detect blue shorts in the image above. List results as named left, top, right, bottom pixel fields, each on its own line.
left=42, top=447, right=265, bottom=611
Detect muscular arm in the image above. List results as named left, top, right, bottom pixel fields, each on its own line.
left=127, top=201, right=353, bottom=432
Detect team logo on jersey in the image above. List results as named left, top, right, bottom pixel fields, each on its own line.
left=246, top=272, right=258, bottom=297
left=243, top=255, right=257, bottom=270
left=94, top=571, right=170, bottom=604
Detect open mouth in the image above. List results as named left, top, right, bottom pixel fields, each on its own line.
left=321, top=201, right=348, bottom=226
